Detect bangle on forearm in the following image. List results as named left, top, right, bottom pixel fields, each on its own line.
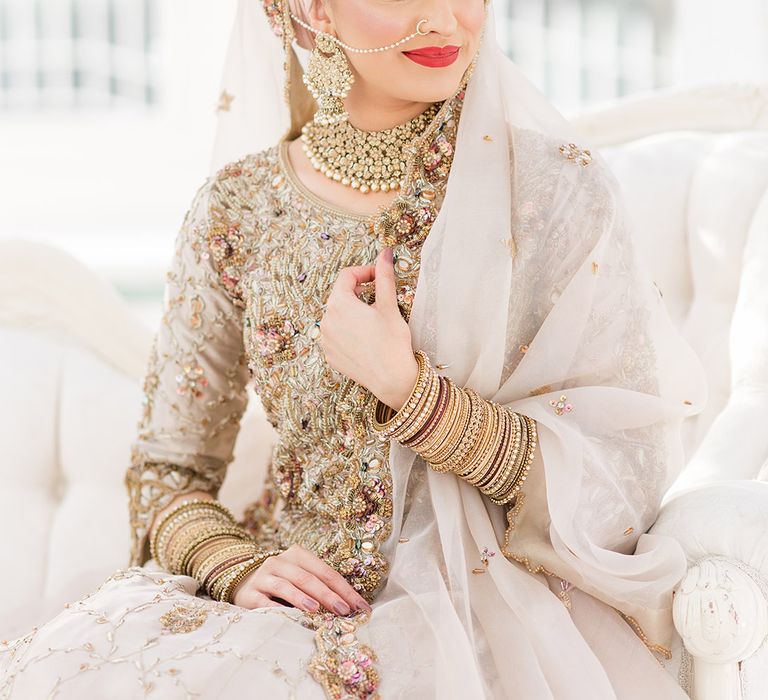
left=199, top=545, right=255, bottom=591
left=476, top=408, right=516, bottom=488
left=487, top=415, right=537, bottom=505
left=419, top=381, right=469, bottom=470
left=455, top=399, right=498, bottom=481
left=215, top=549, right=284, bottom=604
left=405, top=374, right=450, bottom=448
left=177, top=527, right=251, bottom=575
left=430, top=388, right=485, bottom=472
left=150, top=499, right=238, bottom=563
left=152, top=499, right=237, bottom=546
left=149, top=498, right=285, bottom=602
left=369, top=349, right=435, bottom=441
left=396, top=369, right=442, bottom=444
left=366, top=349, right=539, bottom=505
left=477, top=410, right=523, bottom=497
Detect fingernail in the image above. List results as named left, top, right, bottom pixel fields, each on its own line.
left=334, top=600, right=351, bottom=615
left=384, top=247, right=393, bottom=263
left=303, top=597, right=319, bottom=611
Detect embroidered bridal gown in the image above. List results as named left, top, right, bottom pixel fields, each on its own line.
left=0, top=91, right=696, bottom=697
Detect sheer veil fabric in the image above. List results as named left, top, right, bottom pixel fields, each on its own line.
left=210, top=1, right=707, bottom=697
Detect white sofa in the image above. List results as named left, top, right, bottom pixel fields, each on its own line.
left=1, top=83, right=767, bottom=699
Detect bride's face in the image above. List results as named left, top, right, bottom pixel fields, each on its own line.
left=316, top=0, right=487, bottom=104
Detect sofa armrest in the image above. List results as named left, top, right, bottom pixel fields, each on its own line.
left=650, top=481, right=768, bottom=699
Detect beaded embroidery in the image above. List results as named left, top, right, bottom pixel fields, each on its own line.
left=559, top=142, right=593, bottom=167
left=300, top=610, right=380, bottom=699
left=175, top=360, right=209, bottom=398
left=549, top=394, right=573, bottom=416
left=472, top=546, right=497, bottom=574
left=159, top=602, right=211, bottom=634
left=196, top=88, right=465, bottom=698
left=216, top=90, right=235, bottom=113
left=254, top=313, right=299, bottom=366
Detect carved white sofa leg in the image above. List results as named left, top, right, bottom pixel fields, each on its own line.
left=672, top=556, right=768, bottom=700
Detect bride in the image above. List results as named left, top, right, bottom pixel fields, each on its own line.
left=0, top=0, right=707, bottom=697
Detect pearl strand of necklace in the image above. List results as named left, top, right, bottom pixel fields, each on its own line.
left=300, top=101, right=440, bottom=194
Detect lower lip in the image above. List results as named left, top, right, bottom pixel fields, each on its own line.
left=402, top=48, right=460, bottom=68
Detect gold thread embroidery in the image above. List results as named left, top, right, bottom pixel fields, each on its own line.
left=216, top=89, right=235, bottom=112
left=159, top=602, right=210, bottom=635
left=614, top=610, right=673, bottom=662
left=559, top=142, right=593, bottom=167
left=301, top=610, right=381, bottom=699
left=549, top=394, right=573, bottom=416
left=500, top=492, right=573, bottom=610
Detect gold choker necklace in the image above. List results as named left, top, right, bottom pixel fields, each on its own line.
left=300, top=102, right=442, bottom=194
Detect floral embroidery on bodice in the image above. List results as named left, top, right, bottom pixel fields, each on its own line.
left=207, top=144, right=395, bottom=598
left=121, top=87, right=466, bottom=700
left=202, top=93, right=465, bottom=603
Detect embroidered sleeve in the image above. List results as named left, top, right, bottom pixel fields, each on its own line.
left=124, top=176, right=251, bottom=568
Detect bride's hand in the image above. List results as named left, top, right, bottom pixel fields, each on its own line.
left=230, top=544, right=373, bottom=615
left=320, top=246, right=419, bottom=412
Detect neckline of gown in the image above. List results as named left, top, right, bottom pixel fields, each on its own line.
left=276, top=140, right=396, bottom=225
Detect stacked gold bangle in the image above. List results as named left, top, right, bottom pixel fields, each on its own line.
left=149, top=498, right=283, bottom=603
left=369, top=350, right=537, bottom=505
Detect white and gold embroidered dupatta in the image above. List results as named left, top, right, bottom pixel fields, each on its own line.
left=210, top=1, right=706, bottom=697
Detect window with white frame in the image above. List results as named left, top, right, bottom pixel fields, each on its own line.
left=0, top=0, right=161, bottom=109
left=496, top=0, right=675, bottom=113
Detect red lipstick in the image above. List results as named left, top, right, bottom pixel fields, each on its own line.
left=402, top=45, right=460, bottom=68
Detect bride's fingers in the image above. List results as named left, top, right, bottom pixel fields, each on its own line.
left=280, top=545, right=370, bottom=612
left=291, top=549, right=371, bottom=612
left=260, top=574, right=321, bottom=613
left=274, top=560, right=357, bottom=615
left=250, top=592, right=285, bottom=609
left=334, top=264, right=376, bottom=296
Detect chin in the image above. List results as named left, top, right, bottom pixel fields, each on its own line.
left=407, top=76, right=468, bottom=103
left=404, top=62, right=475, bottom=102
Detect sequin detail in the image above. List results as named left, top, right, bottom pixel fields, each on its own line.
left=549, top=394, right=573, bottom=415
left=206, top=220, right=250, bottom=300
left=175, top=361, right=209, bottom=398
left=255, top=313, right=299, bottom=365
left=301, top=610, right=380, bottom=699
left=159, top=602, right=211, bottom=634
left=559, top=142, right=593, bottom=167
left=472, top=546, right=497, bottom=574
left=216, top=89, right=234, bottom=113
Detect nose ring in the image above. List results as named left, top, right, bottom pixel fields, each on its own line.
left=416, top=19, right=429, bottom=35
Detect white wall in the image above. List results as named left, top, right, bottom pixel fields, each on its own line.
left=0, top=0, right=237, bottom=322
left=673, top=0, right=768, bottom=85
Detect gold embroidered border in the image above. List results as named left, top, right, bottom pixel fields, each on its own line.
left=502, top=490, right=673, bottom=661
left=300, top=609, right=381, bottom=699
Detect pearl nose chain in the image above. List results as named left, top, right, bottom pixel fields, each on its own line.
left=289, top=14, right=430, bottom=54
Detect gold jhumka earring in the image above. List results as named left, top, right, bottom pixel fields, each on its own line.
left=302, top=32, right=355, bottom=125
left=267, top=7, right=441, bottom=193
left=289, top=13, right=432, bottom=127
